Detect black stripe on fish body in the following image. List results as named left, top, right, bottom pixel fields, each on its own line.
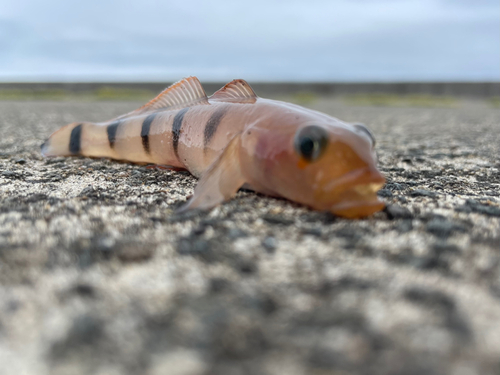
left=203, top=106, right=228, bottom=151
left=69, top=124, right=83, bottom=154
left=172, top=107, right=189, bottom=159
left=141, top=113, right=156, bottom=154
left=107, top=121, right=121, bottom=148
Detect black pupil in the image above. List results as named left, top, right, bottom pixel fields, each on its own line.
left=300, top=137, right=315, bottom=157
left=294, top=125, right=327, bottom=161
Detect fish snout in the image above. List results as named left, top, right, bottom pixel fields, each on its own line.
left=319, top=167, right=386, bottom=218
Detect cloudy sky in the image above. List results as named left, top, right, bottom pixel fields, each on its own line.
left=1, top=0, right=499, bottom=82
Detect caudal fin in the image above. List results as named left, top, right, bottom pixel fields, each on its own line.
left=41, top=122, right=85, bottom=157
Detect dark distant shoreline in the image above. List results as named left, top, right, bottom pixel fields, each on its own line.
left=1, top=81, right=499, bottom=98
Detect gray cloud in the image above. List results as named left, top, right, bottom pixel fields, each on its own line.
left=0, top=0, right=498, bottom=81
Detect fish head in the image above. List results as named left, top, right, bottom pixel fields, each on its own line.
left=301, top=122, right=386, bottom=218
left=242, top=119, right=386, bottom=218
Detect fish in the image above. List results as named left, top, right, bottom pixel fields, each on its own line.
left=41, top=77, right=386, bottom=218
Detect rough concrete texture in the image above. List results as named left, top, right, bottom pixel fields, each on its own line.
left=0, top=99, right=499, bottom=375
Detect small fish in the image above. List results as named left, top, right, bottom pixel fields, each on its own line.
left=41, top=77, right=385, bottom=218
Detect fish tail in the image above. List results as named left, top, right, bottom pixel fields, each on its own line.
left=41, top=121, right=116, bottom=159
left=41, top=122, right=86, bottom=157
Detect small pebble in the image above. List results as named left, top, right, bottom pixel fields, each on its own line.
left=410, top=189, right=437, bottom=197
left=385, top=204, right=413, bottom=219
left=262, top=237, right=277, bottom=252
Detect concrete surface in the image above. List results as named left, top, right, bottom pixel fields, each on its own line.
left=0, top=98, right=500, bottom=375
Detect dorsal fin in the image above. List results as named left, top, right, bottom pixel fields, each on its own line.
left=117, top=77, right=208, bottom=119
left=139, top=76, right=208, bottom=111
left=210, top=79, right=257, bottom=103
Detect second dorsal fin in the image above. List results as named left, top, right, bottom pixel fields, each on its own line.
left=122, top=77, right=209, bottom=118
left=210, top=79, right=257, bottom=103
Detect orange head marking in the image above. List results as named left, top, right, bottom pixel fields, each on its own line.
left=293, top=123, right=385, bottom=218
left=241, top=114, right=385, bottom=219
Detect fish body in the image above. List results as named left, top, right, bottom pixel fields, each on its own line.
left=42, top=77, right=385, bottom=218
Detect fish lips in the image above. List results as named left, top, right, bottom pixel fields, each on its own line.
left=330, top=191, right=385, bottom=218
left=317, top=167, right=386, bottom=218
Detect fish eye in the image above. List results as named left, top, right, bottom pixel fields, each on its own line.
left=353, top=123, right=376, bottom=146
left=294, top=125, right=328, bottom=161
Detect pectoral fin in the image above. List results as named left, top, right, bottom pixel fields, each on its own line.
left=178, top=136, right=245, bottom=212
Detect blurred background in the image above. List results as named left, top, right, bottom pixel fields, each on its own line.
left=0, top=0, right=499, bottom=103
left=1, top=0, right=499, bottom=83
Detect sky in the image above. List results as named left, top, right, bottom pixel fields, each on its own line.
left=0, top=0, right=499, bottom=82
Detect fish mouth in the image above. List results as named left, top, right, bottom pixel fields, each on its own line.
left=330, top=182, right=385, bottom=218
left=319, top=167, right=386, bottom=218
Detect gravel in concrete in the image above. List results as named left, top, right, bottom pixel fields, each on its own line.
left=1, top=99, right=500, bottom=375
